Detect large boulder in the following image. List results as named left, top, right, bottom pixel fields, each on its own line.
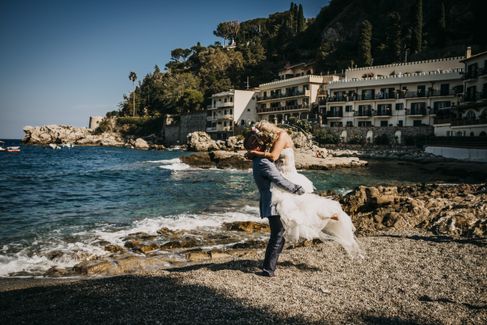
left=187, top=131, right=218, bottom=151
left=134, top=138, right=150, bottom=150
left=291, top=131, right=313, bottom=149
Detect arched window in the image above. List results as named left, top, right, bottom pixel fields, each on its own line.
left=480, top=131, right=487, bottom=136
left=465, top=111, right=476, bottom=120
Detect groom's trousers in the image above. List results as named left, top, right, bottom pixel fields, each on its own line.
left=262, top=215, right=285, bottom=275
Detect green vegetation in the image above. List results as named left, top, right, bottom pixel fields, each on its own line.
left=313, top=129, right=340, bottom=145
left=116, top=0, right=485, bottom=119
left=116, top=116, right=165, bottom=136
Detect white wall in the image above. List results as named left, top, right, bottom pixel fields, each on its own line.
left=425, top=146, right=487, bottom=162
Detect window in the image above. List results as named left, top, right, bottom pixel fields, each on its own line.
left=346, top=121, right=353, bottom=127
left=413, top=120, right=422, bottom=126
left=240, top=120, right=245, bottom=126
left=440, top=83, right=450, bottom=96
left=380, top=120, right=388, bottom=127
left=345, top=105, right=353, bottom=112
left=398, top=120, right=403, bottom=127
left=395, top=103, right=404, bottom=110
left=229, top=96, right=233, bottom=102
left=358, top=121, right=372, bottom=127
left=229, top=109, right=232, bottom=114
left=247, top=109, right=250, bottom=112
left=417, top=85, right=426, bottom=97
left=465, top=111, right=476, bottom=120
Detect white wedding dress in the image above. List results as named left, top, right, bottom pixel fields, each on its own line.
left=271, top=148, right=363, bottom=258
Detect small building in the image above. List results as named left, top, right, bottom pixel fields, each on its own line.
left=324, top=56, right=464, bottom=128
left=257, top=74, right=339, bottom=124
left=434, top=48, right=487, bottom=137
left=206, top=89, right=257, bottom=140
left=88, top=116, right=104, bottom=129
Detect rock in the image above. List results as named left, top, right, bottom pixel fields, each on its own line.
left=231, top=240, right=267, bottom=249
left=104, top=244, right=125, bottom=254
left=46, top=250, right=64, bottom=260
left=209, top=151, right=251, bottom=169
left=340, top=184, right=487, bottom=237
left=291, top=131, right=313, bottom=149
left=22, top=124, right=125, bottom=147
left=186, top=251, right=211, bottom=262
left=223, top=221, right=270, bottom=233
left=180, top=152, right=214, bottom=169
left=44, top=266, right=73, bottom=277
left=134, top=138, right=150, bottom=150
left=187, top=131, right=218, bottom=151
left=226, top=136, right=245, bottom=151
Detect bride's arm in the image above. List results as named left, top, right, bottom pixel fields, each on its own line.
left=249, top=132, right=287, bottom=161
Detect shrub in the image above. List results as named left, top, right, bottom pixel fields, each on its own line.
left=313, top=128, right=340, bottom=145
left=374, top=134, right=390, bottom=145
left=348, top=135, right=366, bottom=145
left=116, top=116, right=165, bottom=136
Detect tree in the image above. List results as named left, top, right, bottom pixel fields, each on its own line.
left=437, top=1, right=447, bottom=46
left=412, top=0, right=423, bottom=53
left=213, top=21, right=240, bottom=45
left=179, top=89, right=204, bottom=113
left=128, top=71, right=137, bottom=116
left=386, top=12, right=402, bottom=62
left=359, top=20, right=373, bottom=66
left=297, top=4, right=305, bottom=32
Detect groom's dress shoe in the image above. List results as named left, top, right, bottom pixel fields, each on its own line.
left=255, top=271, right=275, bottom=277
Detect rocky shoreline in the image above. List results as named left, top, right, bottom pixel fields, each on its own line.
left=5, top=183, right=483, bottom=279
left=1, top=182, right=485, bottom=324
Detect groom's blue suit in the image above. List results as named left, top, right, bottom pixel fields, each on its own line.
left=252, top=157, right=304, bottom=276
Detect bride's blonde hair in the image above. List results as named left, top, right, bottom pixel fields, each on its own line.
left=254, top=120, right=283, bottom=148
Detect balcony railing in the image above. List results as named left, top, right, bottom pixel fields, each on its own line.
left=257, top=90, right=307, bottom=101
left=326, top=111, right=343, bottom=118
left=354, top=110, right=372, bottom=117
left=327, top=89, right=459, bottom=102
left=374, top=109, right=392, bottom=116
left=451, top=118, right=487, bottom=126
left=257, top=104, right=310, bottom=113
left=406, top=108, right=428, bottom=116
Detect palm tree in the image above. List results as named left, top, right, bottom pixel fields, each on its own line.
left=128, top=71, right=137, bottom=116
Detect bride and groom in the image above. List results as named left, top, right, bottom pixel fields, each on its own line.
left=244, top=121, right=362, bottom=277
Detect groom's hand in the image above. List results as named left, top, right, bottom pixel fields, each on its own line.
left=294, top=186, right=306, bottom=195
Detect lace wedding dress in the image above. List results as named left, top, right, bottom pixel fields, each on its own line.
left=271, top=148, right=363, bottom=258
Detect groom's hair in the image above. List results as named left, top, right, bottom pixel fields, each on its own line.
left=244, top=133, right=265, bottom=150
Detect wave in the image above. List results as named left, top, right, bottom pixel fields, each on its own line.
left=0, top=206, right=261, bottom=277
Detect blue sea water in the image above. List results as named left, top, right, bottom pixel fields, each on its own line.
left=0, top=140, right=484, bottom=276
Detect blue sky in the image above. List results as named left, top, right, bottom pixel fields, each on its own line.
left=0, top=0, right=328, bottom=139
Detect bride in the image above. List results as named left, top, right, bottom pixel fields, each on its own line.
left=248, top=120, right=363, bottom=258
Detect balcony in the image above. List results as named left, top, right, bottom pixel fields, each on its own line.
left=326, top=111, right=343, bottom=119
left=354, top=110, right=372, bottom=118
left=257, top=104, right=310, bottom=114
left=374, top=109, right=392, bottom=117
left=451, top=118, right=487, bottom=126
left=257, top=90, right=307, bottom=101
left=206, top=127, right=217, bottom=132
left=406, top=108, right=428, bottom=116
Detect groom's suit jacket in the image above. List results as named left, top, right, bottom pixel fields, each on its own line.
left=252, top=157, right=304, bottom=218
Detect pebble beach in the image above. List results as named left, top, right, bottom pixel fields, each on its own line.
left=1, top=232, right=486, bottom=324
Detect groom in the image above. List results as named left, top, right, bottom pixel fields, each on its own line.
left=244, top=132, right=305, bottom=277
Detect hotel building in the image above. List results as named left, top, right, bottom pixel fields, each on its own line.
left=206, top=89, right=257, bottom=139
left=256, top=72, right=339, bottom=123
left=434, top=48, right=487, bottom=137
left=324, top=57, right=464, bottom=128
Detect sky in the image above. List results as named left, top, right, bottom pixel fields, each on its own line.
left=0, top=0, right=328, bottom=139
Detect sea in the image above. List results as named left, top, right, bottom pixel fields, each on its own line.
left=0, top=140, right=485, bottom=277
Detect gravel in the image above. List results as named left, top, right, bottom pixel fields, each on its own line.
left=1, top=232, right=486, bottom=324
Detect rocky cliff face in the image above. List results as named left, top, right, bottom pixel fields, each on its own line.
left=23, top=124, right=163, bottom=150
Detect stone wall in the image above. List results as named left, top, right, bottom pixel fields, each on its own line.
left=328, top=126, right=434, bottom=144
left=162, top=112, right=207, bottom=146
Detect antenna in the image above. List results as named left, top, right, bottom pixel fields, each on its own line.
left=246, top=76, right=250, bottom=89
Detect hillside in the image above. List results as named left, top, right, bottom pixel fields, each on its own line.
left=115, top=0, right=485, bottom=119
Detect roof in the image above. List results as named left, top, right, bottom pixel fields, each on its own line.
left=461, top=50, right=487, bottom=62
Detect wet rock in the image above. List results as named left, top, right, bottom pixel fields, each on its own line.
left=45, top=266, right=74, bottom=277
left=160, top=236, right=203, bottom=249
left=104, top=244, right=125, bottom=254
left=223, top=221, right=270, bottom=233
left=230, top=240, right=267, bottom=249
left=209, top=151, right=251, bottom=169
left=46, top=250, right=64, bottom=260
left=180, top=152, right=214, bottom=169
